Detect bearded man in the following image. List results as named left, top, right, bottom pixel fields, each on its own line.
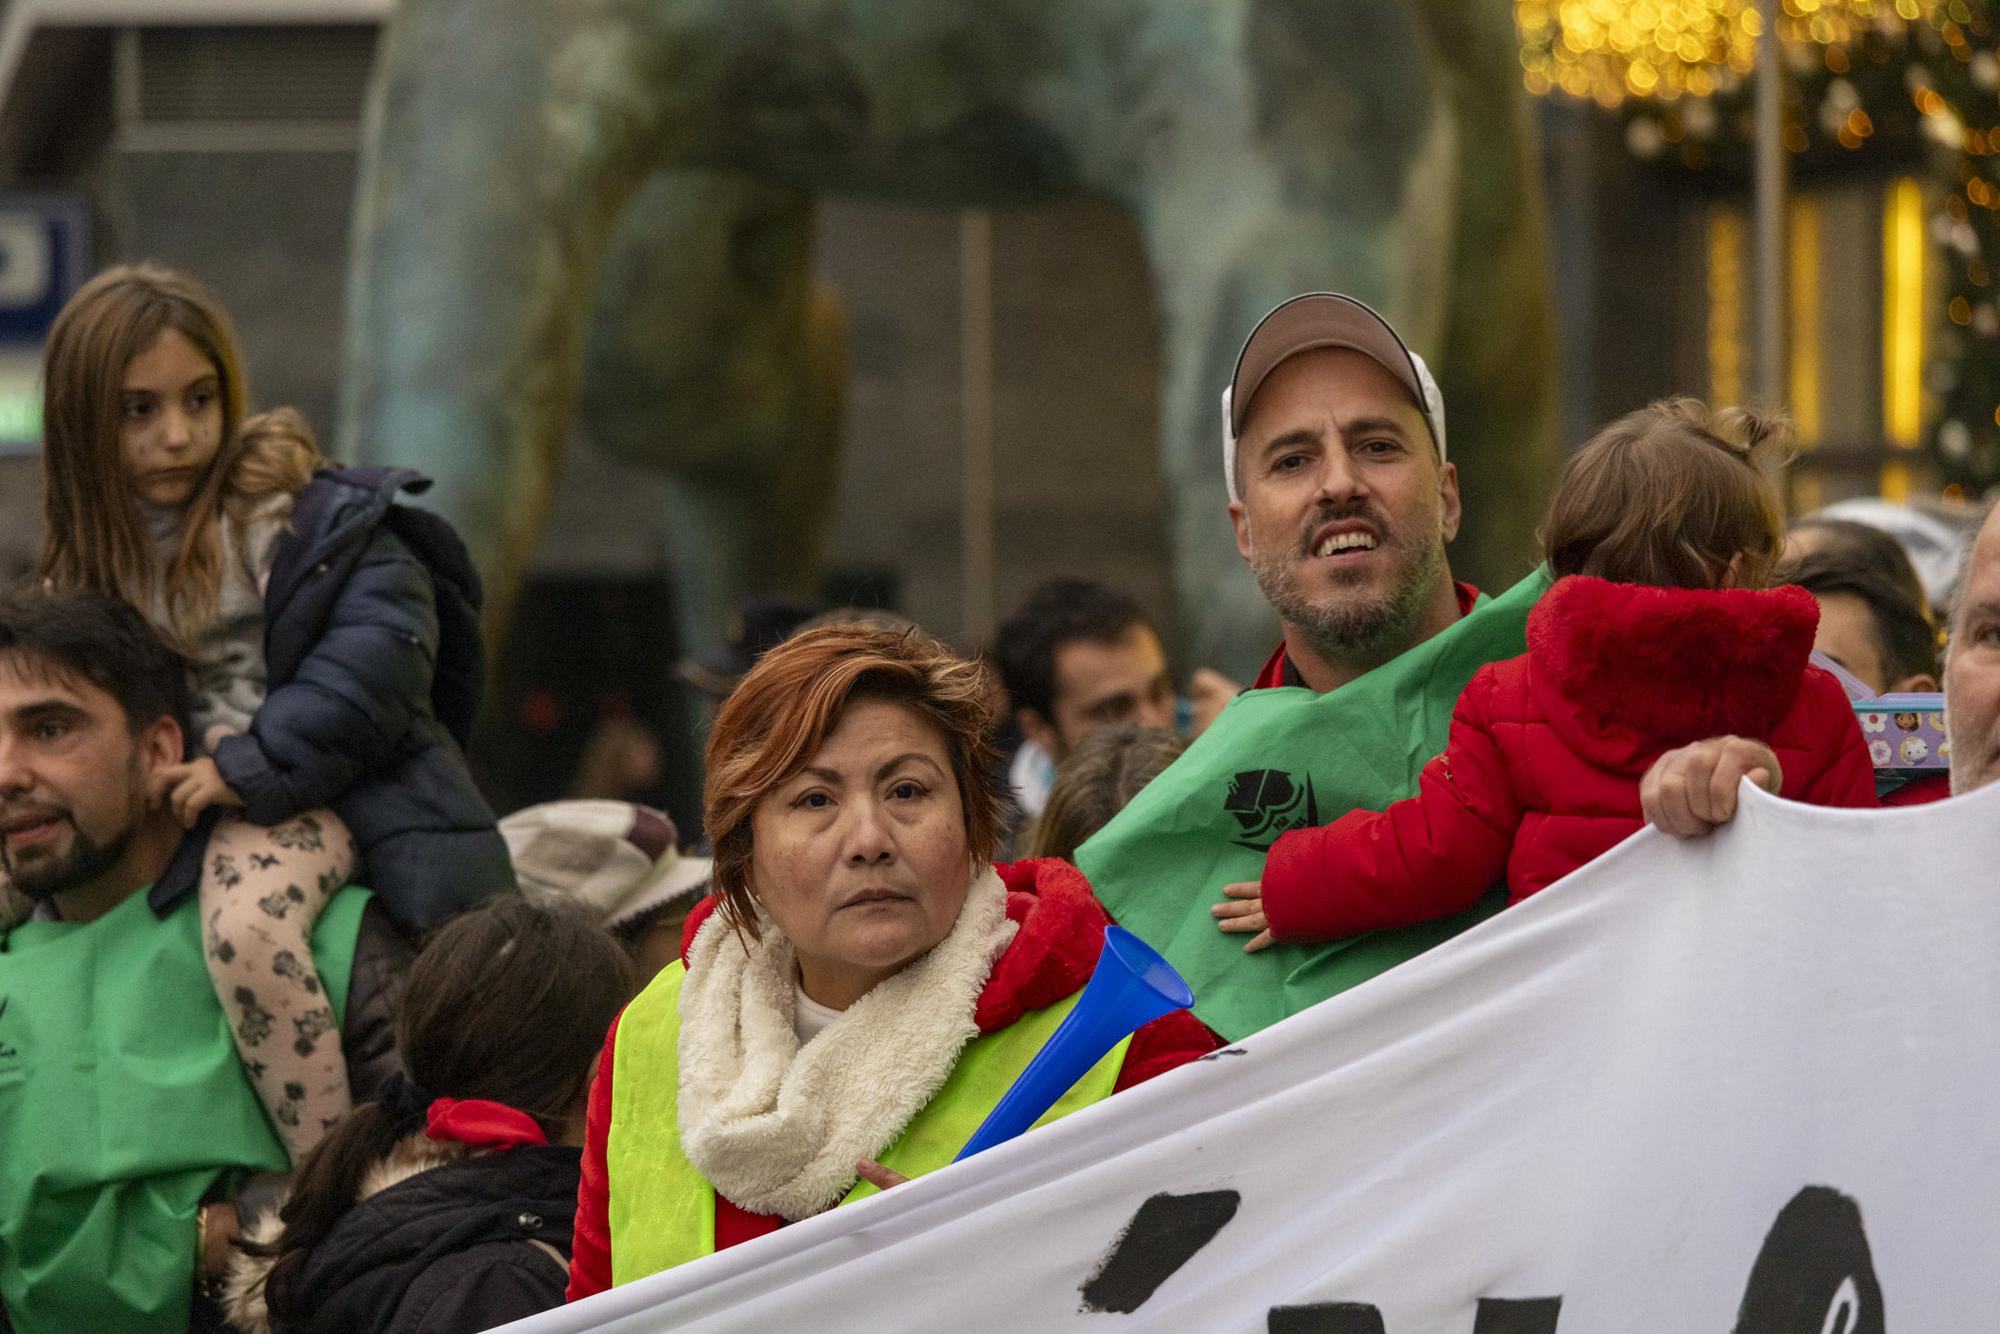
left=1203, top=293, right=1501, bottom=952
left=0, top=588, right=407, bottom=1334
left=1080, top=293, right=1543, bottom=1028
left=1223, top=294, right=1471, bottom=693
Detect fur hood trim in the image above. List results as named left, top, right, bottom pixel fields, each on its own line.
left=1526, top=577, right=1820, bottom=769
left=976, top=858, right=1115, bottom=1030
left=220, top=1135, right=474, bottom=1334
left=676, top=865, right=1016, bottom=1221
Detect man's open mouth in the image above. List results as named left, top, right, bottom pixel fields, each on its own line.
left=1310, top=525, right=1380, bottom=558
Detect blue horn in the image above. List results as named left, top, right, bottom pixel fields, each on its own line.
left=954, top=926, right=1194, bottom=1163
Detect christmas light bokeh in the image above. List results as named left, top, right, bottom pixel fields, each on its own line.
left=1518, top=0, right=2000, bottom=496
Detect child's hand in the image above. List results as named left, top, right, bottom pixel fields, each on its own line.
left=154, top=757, right=244, bottom=828
left=1212, top=880, right=1275, bottom=953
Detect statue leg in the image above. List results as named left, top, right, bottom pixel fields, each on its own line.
left=1106, top=0, right=1552, bottom=680
left=1409, top=0, right=1562, bottom=588
left=340, top=0, right=674, bottom=639
left=579, top=171, right=844, bottom=666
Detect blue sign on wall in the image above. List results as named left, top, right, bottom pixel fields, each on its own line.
left=0, top=194, right=90, bottom=453
left=0, top=194, right=89, bottom=342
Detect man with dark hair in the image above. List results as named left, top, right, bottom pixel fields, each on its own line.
left=0, top=591, right=194, bottom=921
left=0, top=587, right=408, bottom=1334
left=992, top=579, right=1244, bottom=846
left=1782, top=550, right=1940, bottom=697
left=995, top=580, right=1175, bottom=757
left=1785, top=515, right=1932, bottom=621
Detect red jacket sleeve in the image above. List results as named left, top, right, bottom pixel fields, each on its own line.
left=1259, top=667, right=1521, bottom=942
left=566, top=1009, right=622, bottom=1303
left=1112, top=1008, right=1223, bottom=1092
left=1786, top=670, right=1881, bottom=811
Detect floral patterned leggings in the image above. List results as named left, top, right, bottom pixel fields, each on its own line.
left=200, top=811, right=358, bottom=1164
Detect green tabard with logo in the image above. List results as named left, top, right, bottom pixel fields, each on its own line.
left=1077, top=567, right=1551, bottom=1041
left=0, top=883, right=369, bottom=1333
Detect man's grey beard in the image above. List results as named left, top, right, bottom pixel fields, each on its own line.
left=1246, top=509, right=1445, bottom=673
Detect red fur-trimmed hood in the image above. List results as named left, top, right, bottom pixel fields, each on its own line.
left=976, top=858, right=1109, bottom=1030
left=678, top=858, right=1106, bottom=1035
left=1525, top=576, right=1821, bottom=773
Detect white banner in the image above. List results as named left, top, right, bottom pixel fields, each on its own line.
left=509, top=781, right=2000, bottom=1333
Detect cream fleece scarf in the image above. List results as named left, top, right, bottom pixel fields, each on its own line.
left=677, top=865, right=1016, bottom=1221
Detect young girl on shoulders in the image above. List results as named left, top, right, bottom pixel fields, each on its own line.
left=36, top=264, right=511, bottom=1159
left=1215, top=398, right=1878, bottom=951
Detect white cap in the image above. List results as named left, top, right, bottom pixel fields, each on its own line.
left=501, top=800, right=712, bottom=931
left=1222, top=292, right=1446, bottom=504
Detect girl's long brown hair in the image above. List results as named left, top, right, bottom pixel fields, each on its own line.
left=36, top=264, right=308, bottom=645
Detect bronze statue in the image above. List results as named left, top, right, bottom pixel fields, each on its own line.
left=342, top=0, right=1556, bottom=679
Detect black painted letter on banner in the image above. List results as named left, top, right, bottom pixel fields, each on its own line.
left=1266, top=1301, right=1387, bottom=1334
left=1733, top=1185, right=1884, bottom=1334
left=1078, top=1190, right=1241, bottom=1313
left=1473, top=1296, right=1562, bottom=1333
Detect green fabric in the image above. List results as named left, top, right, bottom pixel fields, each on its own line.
left=0, top=884, right=369, bottom=1334
left=607, top=958, right=1128, bottom=1284
left=1077, top=567, right=1553, bottom=1041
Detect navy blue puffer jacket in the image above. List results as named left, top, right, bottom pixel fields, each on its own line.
left=212, top=467, right=513, bottom=930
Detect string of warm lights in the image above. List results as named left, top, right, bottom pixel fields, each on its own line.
left=1518, top=0, right=2000, bottom=497
left=1517, top=1, right=1963, bottom=108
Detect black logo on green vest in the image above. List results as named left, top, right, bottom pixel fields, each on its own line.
left=1223, top=770, right=1319, bottom=851
left=0, top=996, right=15, bottom=1063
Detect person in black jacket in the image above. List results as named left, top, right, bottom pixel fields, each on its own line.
left=36, top=267, right=512, bottom=1165
left=225, top=894, right=635, bottom=1334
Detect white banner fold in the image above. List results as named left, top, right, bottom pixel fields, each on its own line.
left=506, top=780, right=2000, bottom=1333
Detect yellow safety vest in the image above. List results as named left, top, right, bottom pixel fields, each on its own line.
left=605, top=958, right=1131, bottom=1285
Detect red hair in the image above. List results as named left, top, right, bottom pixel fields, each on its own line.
left=703, top=625, right=1005, bottom=938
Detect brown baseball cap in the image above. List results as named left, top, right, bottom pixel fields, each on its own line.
left=1224, top=293, right=1445, bottom=501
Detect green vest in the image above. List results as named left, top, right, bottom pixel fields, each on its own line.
left=606, top=959, right=1130, bottom=1286
left=1078, top=567, right=1553, bottom=1041
left=0, top=884, right=370, bottom=1334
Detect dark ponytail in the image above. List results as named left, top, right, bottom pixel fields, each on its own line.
left=255, top=895, right=635, bottom=1321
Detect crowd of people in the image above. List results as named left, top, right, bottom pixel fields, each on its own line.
left=0, top=268, right=1995, bottom=1333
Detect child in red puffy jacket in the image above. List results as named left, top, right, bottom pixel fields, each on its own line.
left=1214, top=398, right=1878, bottom=951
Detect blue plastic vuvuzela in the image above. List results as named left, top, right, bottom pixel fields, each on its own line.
left=953, top=925, right=1194, bottom=1163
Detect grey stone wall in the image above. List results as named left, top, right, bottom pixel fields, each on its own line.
left=812, top=197, right=1175, bottom=652
left=0, top=166, right=1182, bottom=667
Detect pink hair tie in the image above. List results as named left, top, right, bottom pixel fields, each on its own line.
left=424, top=1097, right=549, bottom=1151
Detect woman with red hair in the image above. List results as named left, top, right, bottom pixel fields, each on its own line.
left=567, top=625, right=1216, bottom=1297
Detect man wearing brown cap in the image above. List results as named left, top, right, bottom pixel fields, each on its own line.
left=1224, top=293, right=1473, bottom=693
